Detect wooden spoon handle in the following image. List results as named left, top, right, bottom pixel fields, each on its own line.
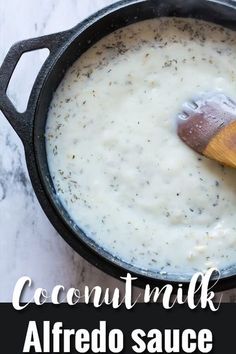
left=204, top=120, right=236, bottom=168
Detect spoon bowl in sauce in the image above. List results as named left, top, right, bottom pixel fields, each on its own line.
left=177, top=92, right=236, bottom=168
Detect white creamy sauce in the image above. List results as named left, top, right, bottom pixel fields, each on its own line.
left=46, top=18, right=236, bottom=276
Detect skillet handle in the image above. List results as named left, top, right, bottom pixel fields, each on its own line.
left=0, top=31, right=70, bottom=142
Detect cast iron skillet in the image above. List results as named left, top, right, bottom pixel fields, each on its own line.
left=1, top=0, right=236, bottom=291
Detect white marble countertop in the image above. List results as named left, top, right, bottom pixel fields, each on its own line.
left=0, top=0, right=235, bottom=302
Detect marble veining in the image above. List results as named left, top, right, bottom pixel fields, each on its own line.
left=0, top=0, right=235, bottom=302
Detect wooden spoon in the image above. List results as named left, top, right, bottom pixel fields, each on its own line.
left=177, top=92, right=236, bottom=168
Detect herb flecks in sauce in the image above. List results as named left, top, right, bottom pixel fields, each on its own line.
left=46, top=18, right=236, bottom=276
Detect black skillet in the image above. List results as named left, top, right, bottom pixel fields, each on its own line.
left=1, top=0, right=236, bottom=291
